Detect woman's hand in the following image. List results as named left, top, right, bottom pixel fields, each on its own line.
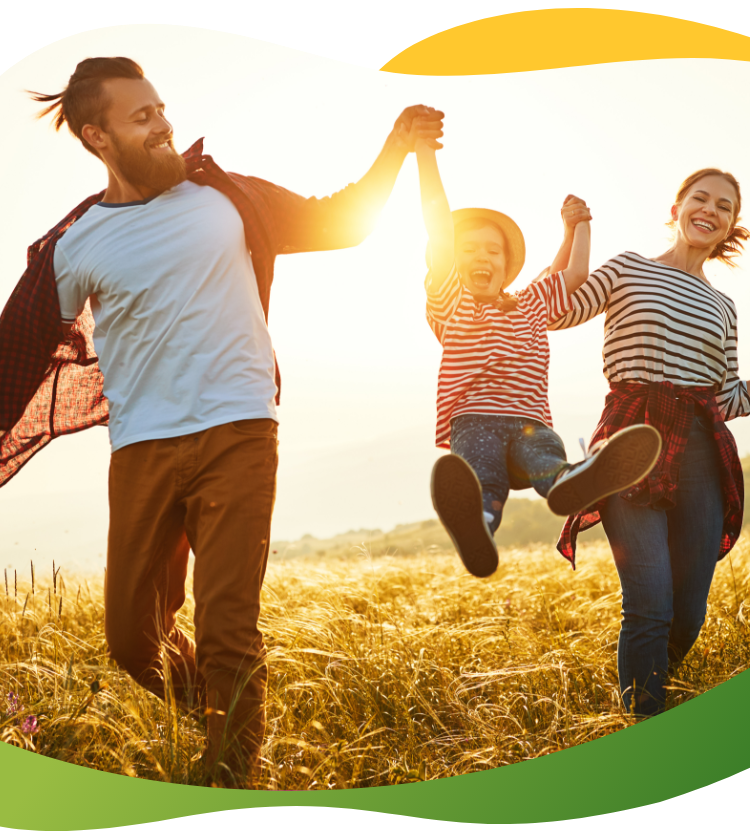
left=549, top=195, right=593, bottom=277
left=561, top=194, right=592, bottom=236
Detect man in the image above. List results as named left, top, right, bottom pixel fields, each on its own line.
left=0, top=56, right=443, bottom=785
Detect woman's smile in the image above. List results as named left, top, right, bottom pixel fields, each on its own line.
left=691, top=217, right=715, bottom=233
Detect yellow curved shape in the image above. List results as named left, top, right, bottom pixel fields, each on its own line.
left=381, top=9, right=750, bottom=75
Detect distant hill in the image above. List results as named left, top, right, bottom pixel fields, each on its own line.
left=271, top=455, right=750, bottom=560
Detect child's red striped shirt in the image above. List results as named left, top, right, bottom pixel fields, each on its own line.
left=426, top=267, right=571, bottom=448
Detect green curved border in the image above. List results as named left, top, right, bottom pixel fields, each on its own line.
left=2, top=13, right=749, bottom=831
left=0, top=669, right=748, bottom=830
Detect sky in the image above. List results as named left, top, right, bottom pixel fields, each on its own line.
left=3, top=23, right=750, bottom=574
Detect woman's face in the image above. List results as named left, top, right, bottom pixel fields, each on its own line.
left=672, top=174, right=738, bottom=252
left=455, top=224, right=508, bottom=303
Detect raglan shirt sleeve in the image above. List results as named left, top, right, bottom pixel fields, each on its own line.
left=53, top=245, right=89, bottom=324
left=547, top=258, right=617, bottom=330
left=715, top=304, right=750, bottom=421
left=425, top=264, right=462, bottom=343
left=525, top=271, right=571, bottom=323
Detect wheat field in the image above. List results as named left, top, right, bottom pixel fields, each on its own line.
left=1, top=538, right=748, bottom=789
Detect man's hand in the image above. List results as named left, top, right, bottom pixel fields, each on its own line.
left=393, top=105, right=444, bottom=152
left=561, top=194, right=592, bottom=235
left=311, top=105, right=443, bottom=250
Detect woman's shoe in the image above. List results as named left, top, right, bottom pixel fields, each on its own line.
left=430, top=454, right=499, bottom=578
left=546, top=424, right=662, bottom=516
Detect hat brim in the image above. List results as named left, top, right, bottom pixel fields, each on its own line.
left=452, top=208, right=526, bottom=287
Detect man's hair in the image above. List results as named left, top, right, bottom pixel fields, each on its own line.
left=29, top=57, right=145, bottom=158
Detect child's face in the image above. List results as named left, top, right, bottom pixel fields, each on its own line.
left=455, top=225, right=508, bottom=303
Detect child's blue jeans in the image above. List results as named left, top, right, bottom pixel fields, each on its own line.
left=600, top=413, right=723, bottom=716
left=450, top=414, right=569, bottom=533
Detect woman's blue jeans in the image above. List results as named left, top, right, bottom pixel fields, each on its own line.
left=600, top=413, right=723, bottom=716
left=450, top=414, right=568, bottom=533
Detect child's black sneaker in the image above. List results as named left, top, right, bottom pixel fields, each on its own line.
left=430, top=454, right=498, bottom=578
left=546, top=424, right=662, bottom=516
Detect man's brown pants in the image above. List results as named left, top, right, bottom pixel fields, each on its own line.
left=105, top=419, right=278, bottom=783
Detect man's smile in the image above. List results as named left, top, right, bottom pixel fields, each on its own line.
left=147, top=137, right=173, bottom=152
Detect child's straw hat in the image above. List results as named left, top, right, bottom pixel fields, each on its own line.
left=425, top=209, right=526, bottom=288
left=452, top=208, right=526, bottom=287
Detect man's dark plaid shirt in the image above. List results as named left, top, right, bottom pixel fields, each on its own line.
left=557, top=381, right=744, bottom=567
left=0, top=139, right=379, bottom=486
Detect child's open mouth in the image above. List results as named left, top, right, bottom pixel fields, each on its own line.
left=471, top=269, right=492, bottom=289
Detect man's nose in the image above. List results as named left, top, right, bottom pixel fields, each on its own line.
left=155, top=113, right=172, bottom=133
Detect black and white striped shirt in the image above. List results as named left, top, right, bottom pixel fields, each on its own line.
left=548, top=252, right=750, bottom=420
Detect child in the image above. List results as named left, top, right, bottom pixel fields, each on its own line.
left=416, top=137, right=661, bottom=578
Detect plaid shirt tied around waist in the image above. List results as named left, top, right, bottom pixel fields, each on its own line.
left=0, top=139, right=381, bottom=487
left=557, top=381, right=744, bottom=568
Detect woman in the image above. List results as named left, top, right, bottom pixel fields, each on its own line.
left=550, top=169, right=750, bottom=716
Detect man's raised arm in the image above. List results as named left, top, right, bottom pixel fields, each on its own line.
left=263, top=105, right=444, bottom=255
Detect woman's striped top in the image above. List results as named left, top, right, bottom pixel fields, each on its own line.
left=426, top=266, right=571, bottom=448
left=548, top=252, right=750, bottom=420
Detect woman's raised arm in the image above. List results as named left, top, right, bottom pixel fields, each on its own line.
left=548, top=260, right=616, bottom=330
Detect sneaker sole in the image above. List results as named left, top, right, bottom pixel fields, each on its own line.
left=430, top=454, right=499, bottom=578
left=546, top=424, right=662, bottom=517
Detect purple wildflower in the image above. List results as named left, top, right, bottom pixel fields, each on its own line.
left=20, top=715, right=38, bottom=734
left=6, top=692, right=22, bottom=716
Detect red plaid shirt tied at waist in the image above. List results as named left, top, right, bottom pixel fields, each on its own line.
left=557, top=381, right=744, bottom=568
left=0, top=139, right=381, bottom=487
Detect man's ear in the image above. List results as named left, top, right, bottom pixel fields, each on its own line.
left=81, top=123, right=108, bottom=154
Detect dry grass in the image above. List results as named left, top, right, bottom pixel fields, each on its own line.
left=1, top=538, right=749, bottom=788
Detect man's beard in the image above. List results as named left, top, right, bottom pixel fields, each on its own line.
left=111, top=133, right=187, bottom=194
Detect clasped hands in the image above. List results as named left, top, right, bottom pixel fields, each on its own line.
left=393, top=105, right=444, bottom=152
left=561, top=194, right=592, bottom=232
left=391, top=107, right=594, bottom=233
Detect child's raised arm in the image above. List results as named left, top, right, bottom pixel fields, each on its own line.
left=416, top=138, right=454, bottom=291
